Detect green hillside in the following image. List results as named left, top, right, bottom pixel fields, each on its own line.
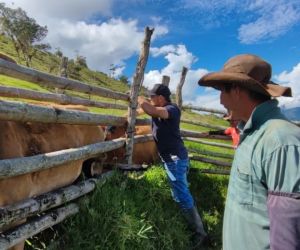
left=0, top=35, right=130, bottom=93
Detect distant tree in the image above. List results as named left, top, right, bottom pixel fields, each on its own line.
left=109, top=63, right=117, bottom=78
left=55, top=47, right=63, bottom=58
left=119, top=75, right=129, bottom=85
left=34, top=43, right=51, bottom=52
left=0, top=3, right=48, bottom=66
left=75, top=55, right=88, bottom=68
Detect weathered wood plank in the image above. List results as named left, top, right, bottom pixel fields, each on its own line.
left=181, top=118, right=227, bottom=130
left=0, top=172, right=113, bottom=229
left=176, top=67, right=188, bottom=110
left=126, top=27, right=154, bottom=165
left=190, top=168, right=230, bottom=175
left=0, top=99, right=149, bottom=126
left=115, top=163, right=149, bottom=171
left=189, top=148, right=234, bottom=159
left=0, top=58, right=129, bottom=101
left=0, top=85, right=128, bottom=110
left=0, top=204, right=79, bottom=249
left=162, top=75, right=170, bottom=86
left=180, top=129, right=231, bottom=140
left=0, top=138, right=125, bottom=179
left=190, top=155, right=232, bottom=167
left=183, top=105, right=226, bottom=115
left=133, top=134, right=153, bottom=143
left=184, top=137, right=234, bottom=149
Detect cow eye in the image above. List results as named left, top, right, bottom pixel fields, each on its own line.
left=107, top=126, right=116, bottom=133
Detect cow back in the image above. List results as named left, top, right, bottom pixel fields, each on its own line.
left=0, top=104, right=104, bottom=207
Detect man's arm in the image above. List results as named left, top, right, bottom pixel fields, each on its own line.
left=137, top=96, right=169, bottom=119
left=208, top=130, right=226, bottom=135
left=263, top=146, right=300, bottom=250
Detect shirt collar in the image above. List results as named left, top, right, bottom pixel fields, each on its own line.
left=239, top=99, right=285, bottom=137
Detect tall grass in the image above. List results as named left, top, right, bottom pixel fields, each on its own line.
left=26, top=163, right=228, bottom=250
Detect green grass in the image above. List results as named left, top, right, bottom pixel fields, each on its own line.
left=26, top=167, right=228, bottom=250
left=0, top=75, right=50, bottom=92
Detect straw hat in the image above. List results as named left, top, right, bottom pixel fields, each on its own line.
left=198, top=54, right=292, bottom=97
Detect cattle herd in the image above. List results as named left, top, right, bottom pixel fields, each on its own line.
left=0, top=102, right=158, bottom=250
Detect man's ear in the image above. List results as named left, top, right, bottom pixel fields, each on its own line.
left=233, top=86, right=242, bottom=99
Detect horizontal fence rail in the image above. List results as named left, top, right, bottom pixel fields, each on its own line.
left=0, top=203, right=79, bottom=249
left=181, top=118, right=226, bottom=130
left=0, top=85, right=128, bottom=110
left=0, top=134, right=154, bottom=179
left=189, top=148, right=234, bottom=159
left=0, top=99, right=149, bottom=126
left=180, top=130, right=231, bottom=140
left=190, top=168, right=230, bottom=175
left=0, top=172, right=113, bottom=230
left=0, top=138, right=125, bottom=179
left=133, top=134, right=153, bottom=143
left=184, top=137, right=235, bottom=149
left=190, top=155, right=232, bottom=167
left=183, top=105, right=226, bottom=115
left=0, top=59, right=129, bottom=101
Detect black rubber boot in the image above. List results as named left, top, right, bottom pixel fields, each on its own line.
left=182, top=206, right=208, bottom=249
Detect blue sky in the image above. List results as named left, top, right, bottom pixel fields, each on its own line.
left=4, top=0, right=300, bottom=110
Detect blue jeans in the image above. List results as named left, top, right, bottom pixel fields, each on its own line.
left=164, top=157, right=194, bottom=210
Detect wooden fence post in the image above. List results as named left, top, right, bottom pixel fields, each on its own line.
left=176, top=66, right=188, bottom=110
left=126, top=27, right=154, bottom=165
left=162, top=75, right=170, bottom=86
left=60, top=56, right=68, bottom=78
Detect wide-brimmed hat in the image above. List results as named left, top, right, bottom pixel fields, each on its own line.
left=149, top=83, right=171, bottom=101
left=198, top=54, right=292, bottom=97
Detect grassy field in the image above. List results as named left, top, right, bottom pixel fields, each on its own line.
left=0, top=36, right=231, bottom=250
left=26, top=167, right=228, bottom=250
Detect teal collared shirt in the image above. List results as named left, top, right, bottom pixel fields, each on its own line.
left=223, top=100, right=300, bottom=250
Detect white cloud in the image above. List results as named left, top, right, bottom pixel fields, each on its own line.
left=238, top=1, right=300, bottom=44
left=46, top=18, right=144, bottom=73
left=181, top=0, right=300, bottom=44
left=144, top=44, right=224, bottom=109
left=151, top=45, right=177, bottom=57
left=144, top=44, right=197, bottom=91
left=191, top=92, right=223, bottom=110
left=181, top=0, right=238, bottom=12
left=2, top=0, right=168, bottom=74
left=4, top=0, right=113, bottom=21
left=275, top=62, right=300, bottom=108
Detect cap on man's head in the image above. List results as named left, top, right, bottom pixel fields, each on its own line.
left=198, top=54, right=292, bottom=97
left=149, top=83, right=171, bottom=101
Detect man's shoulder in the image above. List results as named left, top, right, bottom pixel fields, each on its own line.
left=262, top=119, right=300, bottom=146
left=165, top=103, right=180, bottom=116
left=165, top=103, right=178, bottom=109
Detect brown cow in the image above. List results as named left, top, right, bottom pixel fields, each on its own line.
left=105, top=125, right=159, bottom=165
left=0, top=103, right=105, bottom=250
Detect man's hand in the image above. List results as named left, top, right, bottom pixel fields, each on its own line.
left=137, top=96, right=169, bottom=119
left=138, top=96, right=149, bottom=106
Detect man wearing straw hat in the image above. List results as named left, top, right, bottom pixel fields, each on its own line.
left=198, top=54, right=300, bottom=250
left=138, top=83, right=208, bottom=249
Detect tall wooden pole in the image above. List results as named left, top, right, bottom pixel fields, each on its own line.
left=176, top=66, right=188, bottom=110
left=162, top=75, right=170, bottom=86
left=125, top=27, right=154, bottom=165
left=60, top=56, right=68, bottom=78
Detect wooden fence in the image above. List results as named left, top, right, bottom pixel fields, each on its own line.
left=0, top=29, right=233, bottom=248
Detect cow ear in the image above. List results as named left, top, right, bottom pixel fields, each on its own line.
left=123, top=120, right=129, bottom=127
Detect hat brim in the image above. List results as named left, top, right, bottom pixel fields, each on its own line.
left=198, top=72, right=292, bottom=97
